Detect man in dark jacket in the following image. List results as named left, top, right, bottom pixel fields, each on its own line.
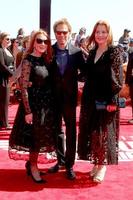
left=48, top=18, right=85, bottom=180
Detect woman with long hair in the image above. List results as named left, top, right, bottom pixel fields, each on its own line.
left=78, top=20, right=123, bottom=183
left=9, top=29, right=56, bottom=183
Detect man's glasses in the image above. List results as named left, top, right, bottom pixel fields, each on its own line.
left=36, top=38, right=49, bottom=45
left=56, top=31, right=68, bottom=35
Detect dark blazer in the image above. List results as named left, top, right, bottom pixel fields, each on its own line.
left=0, top=48, right=14, bottom=86
left=51, top=42, right=85, bottom=107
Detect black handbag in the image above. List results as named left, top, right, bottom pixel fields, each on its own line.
left=95, top=100, right=107, bottom=110
left=95, top=97, right=126, bottom=110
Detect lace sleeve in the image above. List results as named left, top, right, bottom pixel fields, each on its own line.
left=19, top=59, right=31, bottom=114
left=110, top=46, right=123, bottom=95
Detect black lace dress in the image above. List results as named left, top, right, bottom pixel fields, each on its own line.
left=9, top=55, right=56, bottom=162
left=77, top=46, right=123, bottom=165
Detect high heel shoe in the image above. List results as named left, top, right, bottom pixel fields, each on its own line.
left=25, top=161, right=46, bottom=176
left=93, top=165, right=106, bottom=183
left=25, top=161, right=46, bottom=183
left=89, top=165, right=98, bottom=177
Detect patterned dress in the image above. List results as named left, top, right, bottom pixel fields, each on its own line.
left=77, top=46, right=123, bottom=165
left=9, top=55, right=56, bottom=162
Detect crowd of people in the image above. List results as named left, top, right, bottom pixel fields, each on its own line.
left=0, top=18, right=133, bottom=184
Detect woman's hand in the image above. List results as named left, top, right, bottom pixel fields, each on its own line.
left=25, top=113, right=33, bottom=124
left=106, top=104, right=117, bottom=112
left=28, top=81, right=32, bottom=87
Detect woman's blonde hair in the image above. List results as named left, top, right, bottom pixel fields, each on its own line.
left=0, top=32, right=10, bottom=45
left=87, top=20, right=113, bottom=49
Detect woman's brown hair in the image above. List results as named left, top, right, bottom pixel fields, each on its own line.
left=24, top=29, right=53, bottom=64
left=87, top=20, right=113, bottom=49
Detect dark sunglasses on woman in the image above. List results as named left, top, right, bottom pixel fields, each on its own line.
left=36, top=38, right=49, bottom=45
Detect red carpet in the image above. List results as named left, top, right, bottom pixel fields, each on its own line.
left=0, top=102, right=133, bottom=200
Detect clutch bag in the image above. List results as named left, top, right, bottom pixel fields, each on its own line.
left=95, top=100, right=107, bottom=110
left=95, top=98, right=126, bottom=110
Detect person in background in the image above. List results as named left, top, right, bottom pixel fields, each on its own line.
left=0, top=32, right=14, bottom=129
left=10, top=38, right=21, bottom=65
left=125, top=39, right=133, bottom=124
left=16, top=28, right=25, bottom=51
left=9, top=29, right=56, bottom=183
left=128, top=38, right=133, bottom=54
left=77, top=37, right=89, bottom=82
left=79, top=37, right=89, bottom=61
left=119, top=29, right=131, bottom=47
left=16, top=35, right=24, bottom=51
left=75, top=27, right=86, bottom=47
left=10, top=35, right=31, bottom=102
left=69, top=32, right=77, bottom=45
left=117, top=43, right=129, bottom=82
left=48, top=18, right=85, bottom=180
left=78, top=20, right=123, bottom=183
left=15, top=35, right=30, bottom=68
left=17, top=27, right=25, bottom=39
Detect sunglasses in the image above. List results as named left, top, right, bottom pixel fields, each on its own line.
left=5, top=38, right=10, bottom=41
left=36, top=38, right=49, bottom=45
left=56, top=31, right=68, bottom=35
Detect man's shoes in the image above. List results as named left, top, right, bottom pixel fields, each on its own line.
left=48, top=163, right=65, bottom=173
left=66, top=168, right=76, bottom=180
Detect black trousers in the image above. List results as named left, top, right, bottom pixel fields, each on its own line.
left=0, top=85, right=10, bottom=127
left=55, top=103, right=77, bottom=169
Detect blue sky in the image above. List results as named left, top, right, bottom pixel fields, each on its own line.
left=0, top=0, right=133, bottom=41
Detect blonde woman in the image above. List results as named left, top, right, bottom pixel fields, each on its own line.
left=78, top=20, right=123, bottom=183
left=0, top=32, right=14, bottom=129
